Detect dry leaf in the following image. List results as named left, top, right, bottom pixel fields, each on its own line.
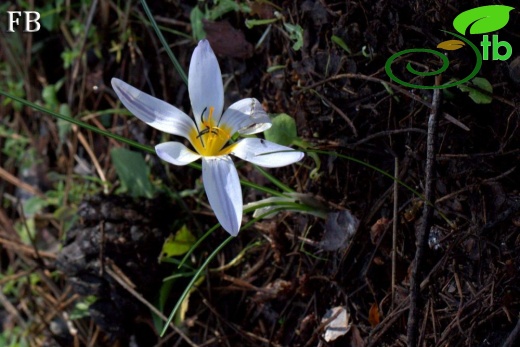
left=403, top=199, right=423, bottom=222
left=370, top=217, right=390, bottom=244
left=203, top=20, right=253, bottom=58
left=368, top=303, right=380, bottom=327
left=320, top=210, right=359, bottom=251
left=253, top=279, right=293, bottom=303
left=321, top=306, right=351, bottom=342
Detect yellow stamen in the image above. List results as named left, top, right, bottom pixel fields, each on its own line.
left=190, top=106, right=235, bottom=157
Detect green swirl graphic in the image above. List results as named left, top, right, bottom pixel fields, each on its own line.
left=385, top=31, right=483, bottom=89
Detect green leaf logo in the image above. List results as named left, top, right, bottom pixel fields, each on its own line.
left=453, top=5, right=514, bottom=35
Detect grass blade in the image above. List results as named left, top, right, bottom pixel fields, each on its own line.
left=0, top=90, right=154, bottom=154
left=140, top=0, right=188, bottom=85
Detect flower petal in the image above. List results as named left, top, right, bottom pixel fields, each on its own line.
left=156, top=142, right=201, bottom=166
left=232, top=138, right=304, bottom=168
left=112, top=78, right=195, bottom=139
left=202, top=156, right=242, bottom=236
left=220, top=98, right=272, bottom=135
left=189, top=40, right=224, bottom=129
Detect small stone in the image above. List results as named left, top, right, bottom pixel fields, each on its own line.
left=509, top=56, right=520, bottom=84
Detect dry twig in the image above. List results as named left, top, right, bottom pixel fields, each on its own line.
left=407, top=75, right=442, bottom=347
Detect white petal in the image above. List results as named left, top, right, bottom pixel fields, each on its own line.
left=112, top=78, right=195, bottom=139
left=220, top=98, right=272, bottom=135
left=155, top=142, right=201, bottom=166
left=202, top=157, right=242, bottom=236
left=232, top=138, right=304, bottom=168
left=189, top=40, right=224, bottom=129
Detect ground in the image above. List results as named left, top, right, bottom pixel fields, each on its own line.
left=0, top=0, right=519, bottom=346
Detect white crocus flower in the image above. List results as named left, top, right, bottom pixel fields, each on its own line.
left=111, top=40, right=303, bottom=236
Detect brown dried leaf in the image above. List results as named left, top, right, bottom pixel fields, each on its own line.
left=370, top=217, right=390, bottom=244
left=250, top=2, right=275, bottom=19
left=368, top=303, right=380, bottom=327
left=203, top=20, right=253, bottom=59
left=253, top=279, right=293, bottom=303
left=403, top=199, right=424, bottom=222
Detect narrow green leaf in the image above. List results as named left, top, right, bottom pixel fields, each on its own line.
left=140, top=0, right=188, bottom=85
left=161, top=235, right=233, bottom=336
left=266, top=64, right=286, bottom=73
left=110, top=147, right=154, bottom=198
left=161, top=204, right=318, bottom=336
left=453, top=5, right=514, bottom=35
left=57, top=104, right=72, bottom=144
left=245, top=18, right=278, bottom=29
left=0, top=90, right=155, bottom=154
left=331, top=35, right=351, bottom=54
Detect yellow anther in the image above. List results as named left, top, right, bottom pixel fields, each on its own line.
left=190, top=106, right=233, bottom=156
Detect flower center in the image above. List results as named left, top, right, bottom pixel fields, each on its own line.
left=189, top=106, right=236, bottom=157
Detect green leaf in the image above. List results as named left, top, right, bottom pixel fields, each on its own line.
left=283, top=23, right=304, bottom=51
left=207, top=0, right=250, bottom=20
left=331, top=35, right=351, bottom=54
left=57, top=104, right=72, bottom=144
left=264, top=113, right=298, bottom=146
left=190, top=6, right=206, bottom=41
left=453, top=5, right=514, bottom=35
left=245, top=18, right=279, bottom=29
left=41, top=80, right=63, bottom=109
left=266, top=64, right=286, bottom=73
left=110, top=147, right=154, bottom=198
left=23, top=196, right=49, bottom=216
left=69, top=296, right=97, bottom=320
left=54, top=205, right=79, bottom=232
left=457, top=77, right=493, bottom=104
left=158, top=225, right=197, bottom=261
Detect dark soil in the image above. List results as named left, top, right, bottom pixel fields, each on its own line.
left=1, top=1, right=519, bottom=346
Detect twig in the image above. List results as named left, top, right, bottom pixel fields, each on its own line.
left=0, top=290, right=27, bottom=329
left=391, top=157, right=398, bottom=308
left=66, top=0, right=98, bottom=106
left=0, top=166, right=45, bottom=198
left=436, top=166, right=516, bottom=203
left=312, top=91, right=358, bottom=137
left=347, top=128, right=427, bottom=148
left=407, top=75, right=442, bottom=347
left=502, top=317, right=520, bottom=347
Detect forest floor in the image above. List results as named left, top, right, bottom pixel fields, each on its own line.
left=0, top=0, right=519, bottom=346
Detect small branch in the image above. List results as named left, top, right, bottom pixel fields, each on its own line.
left=311, top=91, right=358, bottom=137
left=407, top=75, right=442, bottom=347
left=502, top=317, right=520, bottom=347
left=391, top=157, right=398, bottom=308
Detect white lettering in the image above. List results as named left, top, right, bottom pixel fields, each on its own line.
left=7, top=11, right=22, bottom=33
left=24, top=11, right=41, bottom=33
